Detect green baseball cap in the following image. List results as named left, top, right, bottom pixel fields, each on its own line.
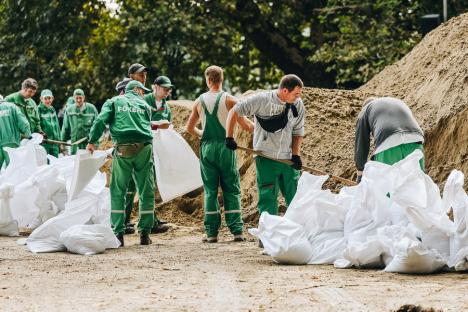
left=154, top=76, right=174, bottom=88
left=125, top=80, right=151, bottom=92
left=73, top=88, right=85, bottom=96
left=40, top=89, right=53, bottom=97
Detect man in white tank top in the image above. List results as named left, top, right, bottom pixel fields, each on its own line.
left=186, top=65, right=253, bottom=243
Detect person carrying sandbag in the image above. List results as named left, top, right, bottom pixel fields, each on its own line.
left=354, top=97, right=425, bottom=183
left=86, top=80, right=155, bottom=247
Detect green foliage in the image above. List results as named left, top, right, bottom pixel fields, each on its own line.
left=0, top=0, right=466, bottom=107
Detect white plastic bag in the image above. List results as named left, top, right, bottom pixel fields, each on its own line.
left=152, top=127, right=203, bottom=202
left=0, top=184, right=19, bottom=236
left=384, top=237, right=446, bottom=274
left=26, top=193, right=100, bottom=253
left=2, top=144, right=39, bottom=185
left=67, top=150, right=107, bottom=201
left=249, top=212, right=313, bottom=265
left=443, top=170, right=468, bottom=270
left=59, top=224, right=120, bottom=255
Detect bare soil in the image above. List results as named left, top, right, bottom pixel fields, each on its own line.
left=1, top=229, right=467, bottom=312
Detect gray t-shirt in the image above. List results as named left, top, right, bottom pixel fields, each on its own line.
left=233, top=90, right=305, bottom=159
left=354, top=97, right=424, bottom=170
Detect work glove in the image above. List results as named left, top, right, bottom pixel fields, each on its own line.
left=356, top=175, right=362, bottom=184
left=225, top=137, right=237, bottom=150
left=290, top=155, right=302, bottom=170
left=151, top=124, right=159, bottom=130
left=40, top=132, right=48, bottom=140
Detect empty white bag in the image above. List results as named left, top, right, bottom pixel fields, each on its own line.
left=152, top=127, right=202, bottom=202
left=59, top=224, right=120, bottom=255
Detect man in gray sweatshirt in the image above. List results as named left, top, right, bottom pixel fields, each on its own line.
left=226, top=74, right=305, bottom=229
left=354, top=97, right=424, bottom=182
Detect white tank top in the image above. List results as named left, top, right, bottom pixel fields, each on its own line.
left=199, top=91, right=229, bottom=129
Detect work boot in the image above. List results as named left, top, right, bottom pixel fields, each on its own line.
left=202, top=236, right=218, bottom=243
left=124, top=223, right=135, bottom=235
left=116, top=233, right=124, bottom=247
left=140, top=232, right=152, bottom=245
left=151, top=222, right=170, bottom=234
left=233, top=234, right=245, bottom=242
left=158, top=219, right=168, bottom=225
left=258, top=239, right=264, bottom=248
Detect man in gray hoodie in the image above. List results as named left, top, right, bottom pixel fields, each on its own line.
left=354, top=97, right=424, bottom=182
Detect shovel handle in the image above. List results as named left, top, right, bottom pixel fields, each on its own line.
left=237, top=146, right=357, bottom=186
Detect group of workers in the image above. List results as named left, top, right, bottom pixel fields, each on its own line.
left=0, top=62, right=425, bottom=248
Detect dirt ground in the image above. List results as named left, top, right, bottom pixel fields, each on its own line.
left=1, top=227, right=467, bottom=312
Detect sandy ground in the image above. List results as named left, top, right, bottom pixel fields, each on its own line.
left=0, top=226, right=467, bottom=312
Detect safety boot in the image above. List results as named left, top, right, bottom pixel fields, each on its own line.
left=140, top=232, right=152, bottom=245
left=233, top=234, right=245, bottom=242
left=124, top=223, right=135, bottom=235
left=116, top=233, right=124, bottom=247
left=151, top=222, right=170, bottom=234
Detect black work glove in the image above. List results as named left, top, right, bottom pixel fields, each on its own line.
left=356, top=175, right=362, bottom=184
left=291, top=155, right=302, bottom=170
left=225, top=137, right=238, bottom=150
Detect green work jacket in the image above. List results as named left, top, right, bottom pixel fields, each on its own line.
left=144, top=93, right=172, bottom=122
left=4, top=91, right=42, bottom=133
left=0, top=100, right=31, bottom=147
left=61, top=102, right=98, bottom=142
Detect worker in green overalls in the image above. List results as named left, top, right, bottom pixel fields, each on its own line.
left=61, top=89, right=98, bottom=155
left=38, top=89, right=61, bottom=157
left=186, top=65, right=253, bottom=243
left=87, top=80, right=155, bottom=246
left=4, top=78, right=42, bottom=133
left=0, top=94, right=31, bottom=169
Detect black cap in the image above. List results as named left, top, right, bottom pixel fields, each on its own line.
left=127, top=63, right=147, bottom=76
left=115, top=78, right=131, bottom=93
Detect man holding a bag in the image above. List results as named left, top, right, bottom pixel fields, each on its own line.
left=87, top=80, right=155, bottom=247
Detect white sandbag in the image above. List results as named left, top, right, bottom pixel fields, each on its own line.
left=59, top=224, right=120, bottom=255
left=341, top=239, right=391, bottom=269
left=152, top=127, right=203, bottom=202
left=404, top=206, right=452, bottom=257
left=2, top=144, right=39, bottom=185
left=249, top=212, right=313, bottom=265
left=443, top=170, right=468, bottom=270
left=89, top=187, right=111, bottom=226
left=26, top=193, right=100, bottom=253
left=384, top=237, right=446, bottom=274
left=8, top=165, right=63, bottom=229
left=67, top=150, right=108, bottom=201
left=0, top=184, right=19, bottom=236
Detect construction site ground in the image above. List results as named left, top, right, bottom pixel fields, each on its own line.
left=1, top=227, right=467, bottom=312
left=1, top=12, right=467, bottom=312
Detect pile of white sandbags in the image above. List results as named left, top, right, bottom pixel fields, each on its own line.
left=0, top=135, right=119, bottom=255
left=250, top=150, right=468, bottom=274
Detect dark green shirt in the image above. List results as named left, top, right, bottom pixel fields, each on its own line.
left=88, top=91, right=153, bottom=145
left=4, top=91, right=42, bottom=133
left=144, top=93, right=172, bottom=122
left=61, top=102, right=98, bottom=142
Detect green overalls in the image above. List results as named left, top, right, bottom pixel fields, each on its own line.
left=255, top=156, right=300, bottom=216
left=199, top=92, right=243, bottom=238
left=61, top=103, right=98, bottom=154
left=88, top=91, right=155, bottom=235
left=373, top=142, right=425, bottom=170
left=38, top=102, right=61, bottom=157
left=124, top=94, right=172, bottom=226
